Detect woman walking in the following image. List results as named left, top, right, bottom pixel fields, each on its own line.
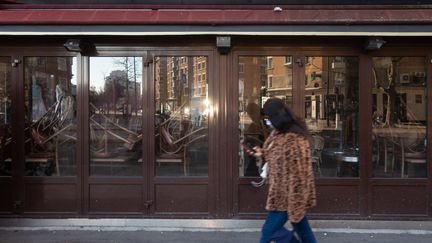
left=251, top=98, right=317, bottom=243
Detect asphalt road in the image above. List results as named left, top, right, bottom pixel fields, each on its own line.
left=1, top=230, right=432, bottom=243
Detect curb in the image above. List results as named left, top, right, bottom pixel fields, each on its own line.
left=1, top=219, right=432, bottom=234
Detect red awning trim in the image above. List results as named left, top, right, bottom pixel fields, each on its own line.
left=0, top=9, right=432, bottom=25
left=1, top=4, right=430, bottom=10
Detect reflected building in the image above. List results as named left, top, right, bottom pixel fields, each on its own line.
left=156, top=56, right=208, bottom=117
left=266, top=56, right=293, bottom=106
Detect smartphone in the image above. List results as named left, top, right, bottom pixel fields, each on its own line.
left=240, top=143, right=255, bottom=153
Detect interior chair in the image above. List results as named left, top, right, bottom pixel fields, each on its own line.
left=30, top=95, right=76, bottom=175
left=383, top=137, right=396, bottom=173
left=401, top=136, right=427, bottom=177
left=158, top=126, right=187, bottom=173
left=403, top=152, right=427, bottom=177
left=311, top=135, right=325, bottom=175
left=158, top=125, right=206, bottom=176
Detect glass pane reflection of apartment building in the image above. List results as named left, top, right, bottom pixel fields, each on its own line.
left=155, top=56, right=209, bottom=177
left=304, top=56, right=359, bottom=178
left=372, top=57, right=427, bottom=178
left=238, top=56, right=293, bottom=177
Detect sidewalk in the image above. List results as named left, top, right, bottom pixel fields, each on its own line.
left=1, top=219, right=432, bottom=243
left=1, top=230, right=432, bottom=243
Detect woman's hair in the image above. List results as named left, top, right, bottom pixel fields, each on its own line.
left=263, top=98, right=309, bottom=136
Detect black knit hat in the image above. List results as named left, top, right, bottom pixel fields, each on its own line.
left=262, top=98, right=308, bottom=136
left=263, top=98, right=286, bottom=118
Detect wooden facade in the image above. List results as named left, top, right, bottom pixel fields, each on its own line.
left=0, top=3, right=432, bottom=220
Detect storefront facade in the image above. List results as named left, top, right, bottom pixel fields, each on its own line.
left=0, top=1, right=432, bottom=220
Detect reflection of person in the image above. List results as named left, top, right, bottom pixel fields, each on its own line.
left=245, top=102, right=263, bottom=134
left=31, top=75, right=47, bottom=121
left=244, top=102, right=267, bottom=176
left=250, top=98, right=317, bottom=243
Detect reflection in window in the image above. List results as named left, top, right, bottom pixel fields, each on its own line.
left=0, top=57, right=11, bottom=176
left=304, top=57, right=359, bottom=178
left=89, top=57, right=143, bottom=176
left=155, top=56, right=208, bottom=177
left=24, top=57, right=77, bottom=176
left=372, top=57, right=427, bottom=178
left=239, top=56, right=293, bottom=177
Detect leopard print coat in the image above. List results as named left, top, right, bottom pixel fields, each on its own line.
left=263, top=130, right=316, bottom=223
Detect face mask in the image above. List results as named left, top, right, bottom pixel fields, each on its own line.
left=264, top=118, right=274, bottom=129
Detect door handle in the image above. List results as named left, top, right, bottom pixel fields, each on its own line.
left=144, top=200, right=154, bottom=209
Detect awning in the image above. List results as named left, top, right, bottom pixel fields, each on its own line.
left=1, top=25, right=432, bottom=36
left=1, top=8, right=432, bottom=36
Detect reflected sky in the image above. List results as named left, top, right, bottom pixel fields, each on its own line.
left=90, top=57, right=143, bottom=92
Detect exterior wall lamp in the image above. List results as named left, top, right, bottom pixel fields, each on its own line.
left=216, top=36, right=231, bottom=55
left=64, top=39, right=94, bottom=54
left=364, top=37, right=386, bottom=51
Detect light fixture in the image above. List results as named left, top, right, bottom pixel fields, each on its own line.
left=216, top=36, right=231, bottom=55
left=273, top=6, right=283, bottom=12
left=364, top=37, right=386, bottom=51
left=64, top=39, right=94, bottom=54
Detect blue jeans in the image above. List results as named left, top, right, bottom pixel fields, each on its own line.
left=260, top=211, right=317, bottom=243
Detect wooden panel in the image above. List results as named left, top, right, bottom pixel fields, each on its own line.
left=89, top=184, right=142, bottom=212
left=24, top=183, right=77, bottom=212
left=309, top=185, right=360, bottom=214
left=371, top=185, right=428, bottom=215
left=0, top=179, right=13, bottom=212
left=155, top=184, right=207, bottom=213
left=238, top=184, right=267, bottom=213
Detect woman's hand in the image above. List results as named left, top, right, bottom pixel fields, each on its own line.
left=249, top=146, right=263, bottom=158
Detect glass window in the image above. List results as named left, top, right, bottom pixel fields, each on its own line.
left=284, top=56, right=292, bottom=65
left=239, top=63, right=245, bottom=73
left=304, top=56, right=359, bottom=178
left=372, top=57, right=427, bottom=178
left=155, top=56, right=208, bottom=177
left=239, top=56, right=293, bottom=177
left=267, top=57, right=273, bottom=69
left=89, top=57, right=143, bottom=176
left=24, top=57, right=77, bottom=176
left=0, top=57, right=12, bottom=177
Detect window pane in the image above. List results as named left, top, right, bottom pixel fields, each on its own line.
left=239, top=56, right=293, bottom=177
left=89, top=57, right=143, bottom=176
left=372, top=57, right=427, bottom=178
left=155, top=56, right=208, bottom=177
left=305, top=57, right=359, bottom=178
left=24, top=57, right=77, bottom=176
left=0, top=57, right=12, bottom=176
